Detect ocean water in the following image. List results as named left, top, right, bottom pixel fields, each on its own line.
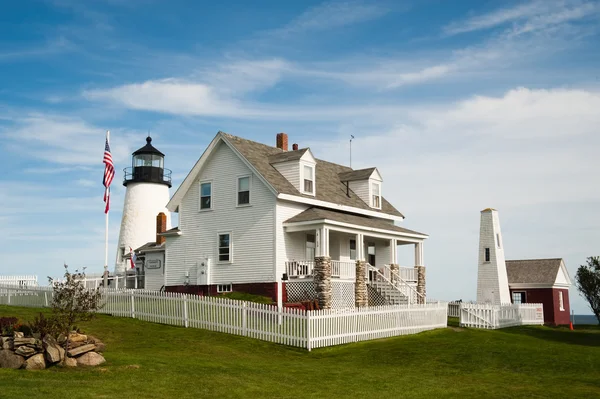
left=573, top=315, right=599, bottom=325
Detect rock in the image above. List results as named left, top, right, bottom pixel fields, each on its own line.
left=24, top=353, right=46, bottom=370
left=15, top=346, right=36, bottom=357
left=57, top=334, right=67, bottom=345
left=67, top=340, right=87, bottom=349
left=67, top=344, right=96, bottom=357
left=1, top=337, right=13, bottom=350
left=62, top=357, right=77, bottom=367
left=43, top=336, right=65, bottom=364
left=68, top=333, right=87, bottom=343
left=0, top=349, right=25, bottom=369
left=76, top=352, right=105, bottom=367
left=94, top=342, right=106, bottom=353
left=13, top=332, right=24, bottom=339
left=86, top=335, right=99, bottom=344
left=13, top=337, right=37, bottom=346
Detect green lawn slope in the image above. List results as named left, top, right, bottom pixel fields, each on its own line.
left=0, top=305, right=598, bottom=399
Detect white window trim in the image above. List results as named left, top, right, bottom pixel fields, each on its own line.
left=217, top=231, right=232, bottom=264
left=300, top=163, right=316, bottom=196
left=217, top=284, right=232, bottom=293
left=236, top=174, right=252, bottom=207
left=512, top=291, right=526, bottom=304
left=370, top=181, right=381, bottom=209
left=199, top=180, right=213, bottom=212
left=349, top=239, right=357, bottom=261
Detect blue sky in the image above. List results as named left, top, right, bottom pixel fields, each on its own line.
left=1, top=0, right=599, bottom=314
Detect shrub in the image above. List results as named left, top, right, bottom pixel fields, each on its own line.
left=28, top=313, right=58, bottom=339
left=0, top=317, right=19, bottom=336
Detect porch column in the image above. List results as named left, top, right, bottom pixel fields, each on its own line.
left=414, top=242, right=425, bottom=303
left=356, top=233, right=364, bottom=261
left=314, top=256, right=332, bottom=309
left=316, top=227, right=329, bottom=257
left=355, top=260, right=368, bottom=307
left=390, top=239, right=397, bottom=265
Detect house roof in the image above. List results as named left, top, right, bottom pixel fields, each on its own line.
left=338, top=167, right=377, bottom=182
left=284, top=207, right=426, bottom=237
left=159, top=227, right=181, bottom=236
left=134, top=241, right=165, bottom=253
left=221, top=133, right=404, bottom=218
left=506, top=258, right=565, bottom=285
left=268, top=148, right=309, bottom=163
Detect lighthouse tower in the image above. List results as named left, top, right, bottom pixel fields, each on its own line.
left=476, top=208, right=511, bottom=305
left=115, top=137, right=172, bottom=275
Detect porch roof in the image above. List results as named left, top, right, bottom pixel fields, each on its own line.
left=284, top=207, right=427, bottom=237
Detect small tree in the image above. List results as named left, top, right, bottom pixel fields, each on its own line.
left=575, top=256, right=600, bottom=324
left=48, top=264, right=103, bottom=358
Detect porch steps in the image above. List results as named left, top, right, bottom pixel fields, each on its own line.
left=368, top=281, right=409, bottom=306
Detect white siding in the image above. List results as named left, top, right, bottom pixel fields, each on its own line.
left=272, top=161, right=300, bottom=191
left=275, top=200, right=308, bottom=276
left=349, top=180, right=369, bottom=206
left=144, top=251, right=165, bottom=291
left=166, top=141, right=277, bottom=286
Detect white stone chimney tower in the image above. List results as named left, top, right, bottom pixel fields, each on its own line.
left=115, top=137, right=171, bottom=275
left=476, top=208, right=511, bottom=305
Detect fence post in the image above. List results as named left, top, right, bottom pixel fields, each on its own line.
left=44, top=291, right=48, bottom=307
left=7, top=290, right=10, bottom=305
left=242, top=302, right=247, bottom=336
left=306, top=311, right=312, bottom=351
left=183, top=294, right=189, bottom=328
left=130, top=290, right=135, bottom=319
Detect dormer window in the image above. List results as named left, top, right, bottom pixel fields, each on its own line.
left=303, top=165, right=314, bottom=194
left=371, top=182, right=381, bottom=208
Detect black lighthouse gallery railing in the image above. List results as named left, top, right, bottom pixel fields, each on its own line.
left=123, top=167, right=172, bottom=187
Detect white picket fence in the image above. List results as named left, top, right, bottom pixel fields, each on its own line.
left=0, top=275, right=38, bottom=288
left=459, top=303, right=544, bottom=329
left=448, top=302, right=460, bottom=318
left=0, top=285, right=447, bottom=350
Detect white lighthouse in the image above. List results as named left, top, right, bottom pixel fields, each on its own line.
left=476, top=208, right=511, bottom=305
left=115, top=136, right=172, bottom=275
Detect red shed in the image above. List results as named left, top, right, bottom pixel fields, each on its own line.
left=506, top=258, right=571, bottom=325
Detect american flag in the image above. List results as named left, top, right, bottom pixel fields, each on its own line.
left=103, top=131, right=114, bottom=213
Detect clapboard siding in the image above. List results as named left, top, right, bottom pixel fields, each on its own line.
left=272, top=161, right=300, bottom=191
left=349, top=180, right=370, bottom=207
left=144, top=251, right=165, bottom=291
left=275, top=200, right=308, bottom=276
left=166, top=141, right=276, bottom=286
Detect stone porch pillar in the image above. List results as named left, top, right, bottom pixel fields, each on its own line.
left=415, top=265, right=426, bottom=304
left=314, top=256, right=332, bottom=309
left=355, top=260, right=368, bottom=307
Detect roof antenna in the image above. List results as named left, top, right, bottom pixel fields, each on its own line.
left=349, top=135, right=355, bottom=168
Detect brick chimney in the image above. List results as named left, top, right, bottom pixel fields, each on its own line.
left=276, top=133, right=288, bottom=151
left=156, top=212, right=167, bottom=245
left=292, top=143, right=298, bottom=151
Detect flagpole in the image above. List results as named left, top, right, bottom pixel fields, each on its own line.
left=103, top=130, right=111, bottom=289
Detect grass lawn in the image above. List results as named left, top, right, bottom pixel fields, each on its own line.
left=0, top=305, right=599, bottom=399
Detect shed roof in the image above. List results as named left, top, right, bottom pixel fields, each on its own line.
left=506, top=258, right=564, bottom=285
left=284, top=207, right=426, bottom=237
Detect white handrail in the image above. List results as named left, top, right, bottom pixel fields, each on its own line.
left=368, top=264, right=425, bottom=304
left=330, top=260, right=355, bottom=279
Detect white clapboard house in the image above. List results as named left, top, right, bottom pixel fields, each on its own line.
left=160, top=132, right=428, bottom=309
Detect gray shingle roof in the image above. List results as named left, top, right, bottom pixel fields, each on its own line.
left=268, top=148, right=309, bottom=163
left=134, top=242, right=165, bottom=253
left=222, top=133, right=404, bottom=218
left=338, top=167, right=377, bottom=182
left=284, top=207, right=426, bottom=236
left=506, top=258, right=563, bottom=285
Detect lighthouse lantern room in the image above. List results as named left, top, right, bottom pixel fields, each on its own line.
left=115, top=136, right=172, bottom=276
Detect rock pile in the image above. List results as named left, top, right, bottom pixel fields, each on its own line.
left=0, top=331, right=106, bottom=370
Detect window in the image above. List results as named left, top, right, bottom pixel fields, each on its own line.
left=305, top=233, right=316, bottom=260
left=512, top=292, right=526, bottom=305
left=217, top=284, right=232, bottom=293
left=496, top=234, right=501, bottom=249
left=371, top=182, right=381, bottom=208
left=218, top=233, right=231, bottom=262
left=303, top=165, right=314, bottom=194
left=559, top=291, right=565, bottom=311
left=485, top=248, right=490, bottom=262
left=200, top=182, right=212, bottom=210
left=349, top=239, right=357, bottom=260
left=237, top=176, right=250, bottom=205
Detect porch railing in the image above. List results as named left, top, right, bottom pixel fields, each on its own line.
left=368, top=264, right=424, bottom=304
left=285, top=261, right=315, bottom=278
left=331, top=260, right=355, bottom=280
left=377, top=266, right=417, bottom=282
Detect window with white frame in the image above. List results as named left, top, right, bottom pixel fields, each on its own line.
left=349, top=239, right=357, bottom=260
left=237, top=176, right=250, bottom=205
left=218, top=233, right=231, bottom=262
left=217, top=284, right=232, bottom=293
left=303, top=165, right=314, bottom=194
left=200, top=181, right=212, bottom=210
left=559, top=291, right=564, bottom=311
left=305, top=233, right=316, bottom=260
left=512, top=291, right=526, bottom=304
left=371, top=182, right=381, bottom=208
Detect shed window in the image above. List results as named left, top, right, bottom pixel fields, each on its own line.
left=200, top=182, right=212, bottom=210
left=237, top=176, right=250, bottom=205
left=559, top=291, right=565, bottom=311
left=218, top=233, right=231, bottom=262
left=303, top=165, right=314, bottom=194
left=512, top=291, right=526, bottom=304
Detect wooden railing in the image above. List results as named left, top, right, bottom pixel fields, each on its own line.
left=285, top=260, right=356, bottom=279
left=330, top=260, right=355, bottom=279
left=368, top=264, right=424, bottom=304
